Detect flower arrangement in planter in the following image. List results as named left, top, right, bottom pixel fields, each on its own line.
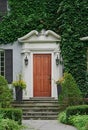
left=12, top=74, right=26, bottom=101
left=12, top=80, right=26, bottom=89
left=56, top=77, right=64, bottom=86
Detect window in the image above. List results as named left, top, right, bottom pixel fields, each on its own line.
left=0, top=49, right=13, bottom=83
left=0, top=50, right=5, bottom=76
left=0, top=0, right=8, bottom=21
left=5, top=49, right=13, bottom=83
left=0, top=0, right=7, bottom=14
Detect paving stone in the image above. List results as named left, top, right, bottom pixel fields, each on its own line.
left=22, top=120, right=77, bottom=130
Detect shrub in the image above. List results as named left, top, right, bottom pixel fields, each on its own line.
left=83, top=98, right=88, bottom=105
left=85, top=122, right=88, bottom=130
left=0, top=118, right=23, bottom=130
left=69, top=115, right=88, bottom=130
left=66, top=105, right=88, bottom=119
left=58, top=110, right=88, bottom=130
left=0, top=75, right=13, bottom=108
left=58, top=111, right=67, bottom=124
left=59, top=72, right=82, bottom=107
left=0, top=108, right=22, bottom=124
left=58, top=105, right=88, bottom=130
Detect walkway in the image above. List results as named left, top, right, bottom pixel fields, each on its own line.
left=22, top=120, right=77, bottom=130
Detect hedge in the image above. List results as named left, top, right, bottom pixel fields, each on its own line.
left=0, top=118, right=23, bottom=130
left=69, top=115, right=88, bottom=130
left=66, top=105, right=88, bottom=121
left=0, top=108, right=22, bottom=124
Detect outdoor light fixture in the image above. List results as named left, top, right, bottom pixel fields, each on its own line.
left=24, top=56, right=28, bottom=65
left=56, top=55, right=60, bottom=65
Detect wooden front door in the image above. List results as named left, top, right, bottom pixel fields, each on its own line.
left=33, top=54, right=51, bottom=97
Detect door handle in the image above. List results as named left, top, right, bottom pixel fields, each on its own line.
left=48, top=76, right=51, bottom=80
left=48, top=76, right=51, bottom=84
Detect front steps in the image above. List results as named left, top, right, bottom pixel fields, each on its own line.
left=12, top=97, right=60, bottom=120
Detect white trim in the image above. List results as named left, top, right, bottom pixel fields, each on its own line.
left=22, top=48, right=62, bottom=99
left=22, top=42, right=62, bottom=99
left=80, top=36, right=88, bottom=41
left=21, top=49, right=31, bottom=54
left=45, top=30, right=61, bottom=39
left=18, top=30, right=38, bottom=42
left=18, top=40, right=61, bottom=43
left=28, top=48, right=56, bottom=51
left=20, top=30, right=62, bottom=99
left=21, top=48, right=58, bottom=54
left=18, top=30, right=61, bottom=43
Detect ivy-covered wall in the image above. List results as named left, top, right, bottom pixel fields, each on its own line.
left=0, top=0, right=60, bottom=43
left=57, top=0, right=88, bottom=96
left=0, top=0, right=88, bottom=96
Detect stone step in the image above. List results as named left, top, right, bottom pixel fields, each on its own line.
left=23, top=111, right=59, bottom=116
left=12, top=98, right=60, bottom=120
left=13, top=100, right=58, bottom=104
left=23, top=115, right=58, bottom=120
left=13, top=104, right=59, bottom=107
left=29, top=97, right=55, bottom=101
left=22, top=107, right=60, bottom=112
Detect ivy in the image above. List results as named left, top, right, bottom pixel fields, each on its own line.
left=0, top=0, right=59, bottom=44
left=0, top=0, right=88, bottom=96
left=57, top=0, right=88, bottom=96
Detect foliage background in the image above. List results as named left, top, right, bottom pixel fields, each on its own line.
left=0, top=0, right=88, bottom=96
left=57, top=0, right=88, bottom=96
left=0, top=0, right=60, bottom=43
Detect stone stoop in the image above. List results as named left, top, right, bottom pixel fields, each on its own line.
left=12, top=97, right=61, bottom=120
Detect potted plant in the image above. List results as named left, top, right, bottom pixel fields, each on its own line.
left=12, top=74, right=26, bottom=101
left=56, top=77, right=64, bottom=97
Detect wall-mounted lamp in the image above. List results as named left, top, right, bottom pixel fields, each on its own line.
left=24, top=56, right=28, bottom=65
left=56, top=55, right=60, bottom=65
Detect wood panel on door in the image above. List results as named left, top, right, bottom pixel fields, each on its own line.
left=33, top=54, right=51, bottom=97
